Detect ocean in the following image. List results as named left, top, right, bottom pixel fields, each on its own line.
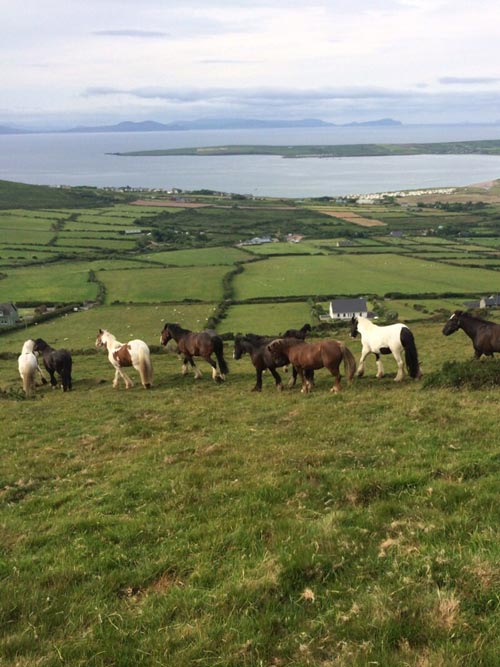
left=1, top=124, right=499, bottom=197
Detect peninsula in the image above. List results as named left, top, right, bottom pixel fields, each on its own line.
left=111, top=139, right=500, bottom=158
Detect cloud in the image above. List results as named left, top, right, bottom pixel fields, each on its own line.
left=93, top=29, right=169, bottom=38
left=84, top=85, right=417, bottom=104
left=439, top=76, right=500, bottom=85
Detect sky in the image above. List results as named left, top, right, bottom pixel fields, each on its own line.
left=1, top=0, right=499, bottom=128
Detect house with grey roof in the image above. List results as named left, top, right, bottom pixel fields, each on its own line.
left=0, top=302, right=19, bottom=327
left=329, top=298, right=368, bottom=320
left=463, top=294, right=500, bottom=309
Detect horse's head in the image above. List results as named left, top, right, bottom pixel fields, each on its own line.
left=267, top=338, right=287, bottom=361
left=95, top=329, right=107, bottom=349
left=21, top=339, right=36, bottom=355
left=442, top=311, right=463, bottom=336
left=233, top=336, right=244, bottom=360
left=160, top=324, right=172, bottom=346
left=32, top=338, right=46, bottom=353
left=349, top=316, right=359, bottom=338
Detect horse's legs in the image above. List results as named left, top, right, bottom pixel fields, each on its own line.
left=113, top=367, right=134, bottom=389
left=288, top=366, right=297, bottom=387
left=253, top=368, right=263, bottom=392
left=48, top=369, right=58, bottom=388
left=204, top=355, right=222, bottom=382
left=392, top=350, right=404, bottom=381
left=356, top=347, right=370, bottom=377
left=375, top=353, right=385, bottom=379
left=269, top=367, right=283, bottom=391
left=327, top=364, right=342, bottom=393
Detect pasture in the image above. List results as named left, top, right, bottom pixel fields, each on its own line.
left=1, top=322, right=499, bottom=666
left=233, top=254, right=500, bottom=300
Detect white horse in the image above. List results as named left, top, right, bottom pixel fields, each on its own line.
left=95, top=329, right=153, bottom=389
left=350, top=316, right=422, bottom=381
left=17, top=339, right=47, bottom=396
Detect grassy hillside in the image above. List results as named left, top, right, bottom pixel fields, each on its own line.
left=0, top=179, right=130, bottom=209
left=1, top=323, right=499, bottom=666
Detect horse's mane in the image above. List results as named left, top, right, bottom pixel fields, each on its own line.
left=165, top=322, right=191, bottom=335
left=244, top=332, right=272, bottom=343
left=456, top=310, right=497, bottom=325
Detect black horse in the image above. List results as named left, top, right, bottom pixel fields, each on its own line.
left=282, top=323, right=312, bottom=339
left=32, top=338, right=73, bottom=391
left=442, top=311, right=500, bottom=358
left=233, top=333, right=313, bottom=392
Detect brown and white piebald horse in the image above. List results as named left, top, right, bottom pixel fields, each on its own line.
left=95, top=329, right=153, bottom=389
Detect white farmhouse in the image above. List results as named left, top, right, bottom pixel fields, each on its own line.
left=329, top=298, right=368, bottom=320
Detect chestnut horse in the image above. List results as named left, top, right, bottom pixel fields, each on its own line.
left=267, top=338, right=356, bottom=393
left=233, top=333, right=313, bottom=391
left=160, top=323, right=228, bottom=382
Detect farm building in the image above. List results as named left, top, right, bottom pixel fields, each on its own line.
left=464, top=294, right=500, bottom=309
left=0, top=302, right=19, bottom=327
left=329, top=298, right=368, bottom=320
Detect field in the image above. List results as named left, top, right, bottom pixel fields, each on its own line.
left=1, top=180, right=500, bottom=666
left=233, top=254, right=500, bottom=300
left=1, top=323, right=499, bottom=666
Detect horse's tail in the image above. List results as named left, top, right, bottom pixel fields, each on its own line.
left=19, top=357, right=35, bottom=396
left=61, top=353, right=73, bottom=391
left=401, top=327, right=422, bottom=379
left=341, top=342, right=357, bottom=381
left=214, top=337, right=229, bottom=377
left=138, top=345, right=153, bottom=388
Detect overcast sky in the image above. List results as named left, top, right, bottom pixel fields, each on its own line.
left=1, top=0, right=499, bottom=128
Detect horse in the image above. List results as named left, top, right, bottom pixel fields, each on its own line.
left=160, top=323, right=228, bottom=382
left=267, top=338, right=356, bottom=393
left=442, top=310, right=500, bottom=358
left=233, top=333, right=313, bottom=391
left=282, top=323, right=312, bottom=340
left=17, top=339, right=48, bottom=397
left=95, top=329, right=153, bottom=389
left=350, top=315, right=422, bottom=381
left=33, top=338, right=73, bottom=391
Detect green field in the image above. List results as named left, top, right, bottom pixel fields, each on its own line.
left=99, top=266, right=229, bottom=304
left=233, top=254, right=500, bottom=299
left=1, top=320, right=499, bottom=666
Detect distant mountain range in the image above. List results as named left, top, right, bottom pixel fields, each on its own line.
left=0, top=117, right=404, bottom=135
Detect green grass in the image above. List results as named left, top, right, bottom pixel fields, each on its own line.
left=1, top=322, right=499, bottom=666
left=0, top=263, right=98, bottom=303
left=137, top=246, right=250, bottom=266
left=234, top=254, right=500, bottom=299
left=0, top=303, right=217, bottom=352
left=99, top=266, right=229, bottom=304
left=221, top=301, right=314, bottom=335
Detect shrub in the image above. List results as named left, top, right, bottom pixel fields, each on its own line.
left=423, top=360, right=500, bottom=389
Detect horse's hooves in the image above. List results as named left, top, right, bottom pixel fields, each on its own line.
left=41, top=378, right=48, bottom=385
left=251, top=387, right=262, bottom=392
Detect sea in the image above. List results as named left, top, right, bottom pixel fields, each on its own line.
left=1, top=124, right=500, bottom=198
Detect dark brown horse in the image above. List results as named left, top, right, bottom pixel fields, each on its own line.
left=267, top=337, right=356, bottom=393
left=233, top=333, right=313, bottom=391
left=442, top=311, right=500, bottom=358
left=160, top=323, right=228, bottom=382
left=282, top=323, right=312, bottom=340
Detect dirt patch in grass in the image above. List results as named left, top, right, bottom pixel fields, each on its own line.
left=316, top=209, right=387, bottom=226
